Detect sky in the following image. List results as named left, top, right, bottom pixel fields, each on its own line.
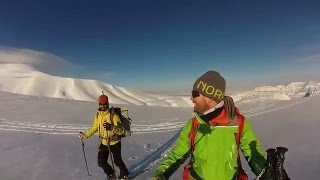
left=1, top=0, right=320, bottom=93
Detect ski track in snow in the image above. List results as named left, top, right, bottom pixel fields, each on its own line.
left=0, top=98, right=308, bottom=179
left=0, top=99, right=306, bottom=135
left=0, top=119, right=186, bottom=135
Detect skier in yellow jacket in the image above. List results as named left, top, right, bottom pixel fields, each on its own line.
left=79, top=92, right=129, bottom=180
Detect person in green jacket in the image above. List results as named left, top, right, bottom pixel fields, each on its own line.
left=151, top=71, right=267, bottom=180
left=79, top=92, right=129, bottom=180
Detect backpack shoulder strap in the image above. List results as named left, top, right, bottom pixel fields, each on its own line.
left=110, top=107, right=115, bottom=125
left=188, top=117, right=198, bottom=153
left=235, top=108, right=248, bottom=180
left=235, top=109, right=245, bottom=146
left=183, top=117, right=199, bottom=180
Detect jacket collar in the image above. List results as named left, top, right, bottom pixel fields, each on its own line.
left=195, top=107, right=229, bottom=126
left=208, top=108, right=229, bottom=125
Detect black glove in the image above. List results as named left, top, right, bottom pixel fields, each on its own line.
left=257, top=147, right=290, bottom=180
left=258, top=148, right=276, bottom=180
left=79, top=132, right=84, bottom=139
left=275, top=147, right=290, bottom=180
left=103, top=122, right=112, bottom=130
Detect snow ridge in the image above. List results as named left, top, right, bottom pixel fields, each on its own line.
left=1, top=64, right=319, bottom=108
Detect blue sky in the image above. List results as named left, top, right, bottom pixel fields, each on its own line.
left=1, top=0, right=320, bottom=93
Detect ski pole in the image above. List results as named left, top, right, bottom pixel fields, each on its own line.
left=81, top=139, right=92, bottom=176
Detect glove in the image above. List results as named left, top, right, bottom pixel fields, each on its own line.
left=79, top=132, right=84, bottom=139
left=150, top=173, right=166, bottom=180
left=103, top=122, right=112, bottom=130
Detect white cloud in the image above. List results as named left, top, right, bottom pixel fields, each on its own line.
left=297, top=54, right=320, bottom=63
left=0, top=46, right=76, bottom=75
left=0, top=46, right=119, bottom=84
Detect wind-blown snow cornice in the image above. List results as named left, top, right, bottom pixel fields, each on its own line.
left=0, top=64, right=192, bottom=107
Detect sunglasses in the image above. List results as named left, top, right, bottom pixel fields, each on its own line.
left=191, top=90, right=200, bottom=98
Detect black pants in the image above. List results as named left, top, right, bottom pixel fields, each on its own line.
left=98, top=142, right=129, bottom=177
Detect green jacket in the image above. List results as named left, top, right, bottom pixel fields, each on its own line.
left=154, top=112, right=266, bottom=180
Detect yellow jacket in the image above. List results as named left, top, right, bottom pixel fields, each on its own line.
left=83, top=109, right=125, bottom=145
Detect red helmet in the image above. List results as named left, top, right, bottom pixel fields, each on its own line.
left=98, top=95, right=108, bottom=104
left=98, top=91, right=108, bottom=104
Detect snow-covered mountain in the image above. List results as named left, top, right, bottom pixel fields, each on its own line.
left=1, top=64, right=319, bottom=107
left=0, top=64, right=192, bottom=107
left=232, top=81, right=320, bottom=102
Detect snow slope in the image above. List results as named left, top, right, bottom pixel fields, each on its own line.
left=0, top=91, right=319, bottom=179
left=0, top=63, right=320, bottom=179
left=1, top=64, right=319, bottom=108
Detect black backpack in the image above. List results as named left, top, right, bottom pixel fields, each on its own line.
left=111, top=107, right=133, bottom=136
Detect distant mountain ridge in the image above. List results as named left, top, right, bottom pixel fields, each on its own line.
left=253, top=81, right=320, bottom=96
left=0, top=64, right=319, bottom=107
left=232, top=81, right=320, bottom=102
